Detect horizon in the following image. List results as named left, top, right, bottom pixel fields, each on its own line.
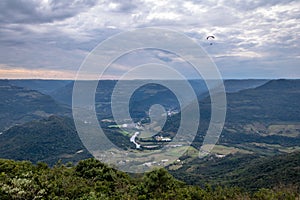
left=0, top=78, right=298, bottom=81
left=0, top=1, right=299, bottom=80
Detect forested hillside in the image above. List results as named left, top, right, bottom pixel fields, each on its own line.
left=170, top=151, right=300, bottom=191
left=0, top=116, right=91, bottom=165
left=0, top=158, right=299, bottom=200
left=0, top=81, right=70, bottom=132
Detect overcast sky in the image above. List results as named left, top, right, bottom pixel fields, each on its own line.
left=0, top=0, right=299, bottom=79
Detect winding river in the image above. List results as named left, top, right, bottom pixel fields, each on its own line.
left=130, top=131, right=141, bottom=149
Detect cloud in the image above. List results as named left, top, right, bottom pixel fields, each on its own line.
left=223, top=0, right=296, bottom=11
left=0, top=0, right=299, bottom=79
left=105, top=0, right=138, bottom=13
left=0, top=0, right=98, bottom=24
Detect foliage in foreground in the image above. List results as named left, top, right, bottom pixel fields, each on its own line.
left=0, top=158, right=299, bottom=200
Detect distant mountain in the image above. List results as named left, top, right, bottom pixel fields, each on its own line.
left=48, top=79, right=269, bottom=107
left=50, top=80, right=209, bottom=119
left=223, top=79, right=268, bottom=93
left=0, top=115, right=91, bottom=165
left=195, top=79, right=300, bottom=125
left=50, top=80, right=119, bottom=106
left=225, top=79, right=300, bottom=123
left=1, top=79, right=271, bottom=108
left=8, top=79, right=71, bottom=95
left=50, top=81, right=75, bottom=105
left=0, top=81, right=70, bottom=131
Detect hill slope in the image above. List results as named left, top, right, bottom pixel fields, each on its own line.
left=170, top=151, right=300, bottom=191
left=0, top=116, right=91, bottom=165
left=0, top=82, right=70, bottom=131
left=225, top=79, right=300, bottom=123
left=8, top=79, right=71, bottom=95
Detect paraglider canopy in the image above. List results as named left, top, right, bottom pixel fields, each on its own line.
left=206, top=35, right=215, bottom=45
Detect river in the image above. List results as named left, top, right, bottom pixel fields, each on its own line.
left=130, top=131, right=141, bottom=149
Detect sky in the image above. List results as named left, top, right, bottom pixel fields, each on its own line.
left=0, top=0, right=299, bottom=79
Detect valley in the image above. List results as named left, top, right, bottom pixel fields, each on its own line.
left=0, top=78, right=299, bottom=192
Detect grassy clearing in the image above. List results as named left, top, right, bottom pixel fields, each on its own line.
left=201, top=144, right=252, bottom=155
left=250, top=142, right=300, bottom=153
left=267, top=124, right=300, bottom=137
left=215, top=144, right=252, bottom=154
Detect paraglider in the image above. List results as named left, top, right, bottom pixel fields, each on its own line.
left=206, top=35, right=215, bottom=45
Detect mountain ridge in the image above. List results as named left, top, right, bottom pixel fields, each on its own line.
left=0, top=82, right=70, bottom=132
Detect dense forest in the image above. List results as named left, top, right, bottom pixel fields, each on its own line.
left=170, top=151, right=300, bottom=191
left=0, top=158, right=299, bottom=200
